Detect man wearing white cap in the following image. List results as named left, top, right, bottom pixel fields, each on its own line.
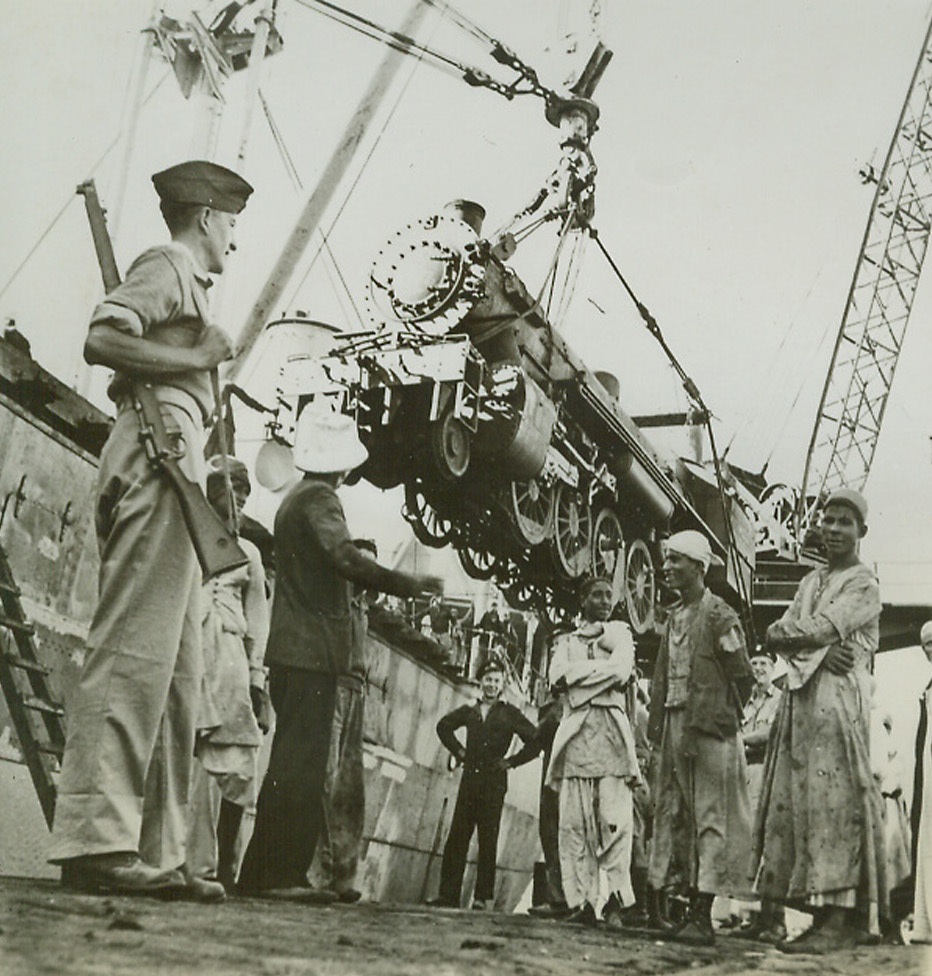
left=237, top=409, right=442, bottom=899
left=647, top=529, right=754, bottom=946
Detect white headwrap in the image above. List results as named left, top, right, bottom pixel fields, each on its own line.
left=664, top=530, right=713, bottom=574
left=921, top=620, right=932, bottom=645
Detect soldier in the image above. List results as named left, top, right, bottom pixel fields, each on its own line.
left=49, top=161, right=252, bottom=899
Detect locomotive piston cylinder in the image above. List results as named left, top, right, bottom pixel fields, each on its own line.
left=611, top=451, right=674, bottom=523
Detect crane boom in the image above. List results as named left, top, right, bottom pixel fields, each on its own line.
left=797, top=15, right=932, bottom=547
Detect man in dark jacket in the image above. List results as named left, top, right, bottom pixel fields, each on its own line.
left=430, top=659, right=539, bottom=909
left=647, top=530, right=754, bottom=946
left=237, top=410, right=442, bottom=899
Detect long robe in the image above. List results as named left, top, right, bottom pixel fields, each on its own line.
left=913, top=683, right=932, bottom=943
left=753, top=562, right=887, bottom=932
left=547, top=620, right=639, bottom=909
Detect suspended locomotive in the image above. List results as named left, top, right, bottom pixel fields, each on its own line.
left=264, top=91, right=754, bottom=633
left=271, top=221, right=752, bottom=632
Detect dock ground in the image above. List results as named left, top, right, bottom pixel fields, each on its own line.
left=1, top=877, right=928, bottom=976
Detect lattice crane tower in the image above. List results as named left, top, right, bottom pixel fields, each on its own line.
left=796, top=15, right=932, bottom=547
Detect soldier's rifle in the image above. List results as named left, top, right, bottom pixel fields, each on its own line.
left=76, top=179, right=248, bottom=580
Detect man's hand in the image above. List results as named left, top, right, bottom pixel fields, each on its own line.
left=823, top=643, right=855, bottom=675
left=250, top=684, right=271, bottom=733
left=490, top=757, right=511, bottom=773
left=195, top=326, right=234, bottom=370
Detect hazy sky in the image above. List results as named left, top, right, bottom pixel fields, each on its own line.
left=2, top=0, right=932, bottom=597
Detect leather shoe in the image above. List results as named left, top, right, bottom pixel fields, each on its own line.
left=60, top=853, right=185, bottom=896
left=563, top=903, right=598, bottom=926
left=426, top=896, right=459, bottom=908
left=671, top=919, right=715, bottom=946
left=335, top=887, right=362, bottom=904
left=527, top=902, right=571, bottom=920
left=173, top=872, right=226, bottom=903
left=778, top=927, right=858, bottom=955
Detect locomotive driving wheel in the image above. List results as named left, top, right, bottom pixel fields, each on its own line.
left=551, top=484, right=592, bottom=579
left=624, top=538, right=656, bottom=635
left=591, top=507, right=624, bottom=581
left=403, top=480, right=454, bottom=547
left=509, top=477, right=555, bottom=546
left=456, top=541, right=496, bottom=581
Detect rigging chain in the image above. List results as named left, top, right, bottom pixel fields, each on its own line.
left=589, top=228, right=758, bottom=647
left=292, top=0, right=556, bottom=102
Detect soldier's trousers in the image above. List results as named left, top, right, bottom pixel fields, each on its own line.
left=49, top=399, right=204, bottom=869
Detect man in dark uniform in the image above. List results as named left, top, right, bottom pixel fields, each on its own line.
left=237, top=409, right=442, bottom=900
left=430, top=658, right=539, bottom=910
left=49, top=161, right=252, bottom=899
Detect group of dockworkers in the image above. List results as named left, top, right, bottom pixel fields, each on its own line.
left=430, top=496, right=904, bottom=956
left=40, top=158, right=918, bottom=958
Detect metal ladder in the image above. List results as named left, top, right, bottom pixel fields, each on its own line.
left=0, top=543, right=65, bottom=828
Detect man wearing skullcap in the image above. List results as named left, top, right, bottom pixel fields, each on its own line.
left=753, top=488, right=886, bottom=952
left=186, top=457, right=269, bottom=895
left=238, top=408, right=444, bottom=900
left=49, top=161, right=252, bottom=898
left=911, top=620, right=932, bottom=942
left=647, top=530, right=754, bottom=945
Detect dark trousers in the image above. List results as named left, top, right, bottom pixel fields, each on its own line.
left=439, top=772, right=506, bottom=904
left=238, top=668, right=337, bottom=891
left=539, top=782, right=564, bottom=904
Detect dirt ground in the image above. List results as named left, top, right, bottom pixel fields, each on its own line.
left=1, top=877, right=928, bottom=976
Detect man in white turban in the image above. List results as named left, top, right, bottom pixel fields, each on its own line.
left=647, top=531, right=754, bottom=945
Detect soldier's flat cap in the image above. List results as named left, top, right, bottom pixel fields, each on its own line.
left=151, top=160, right=253, bottom=213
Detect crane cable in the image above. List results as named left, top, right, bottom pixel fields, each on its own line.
left=589, top=226, right=757, bottom=645
left=291, top=0, right=555, bottom=102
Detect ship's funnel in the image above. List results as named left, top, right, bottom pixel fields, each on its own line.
left=444, top=199, right=485, bottom=234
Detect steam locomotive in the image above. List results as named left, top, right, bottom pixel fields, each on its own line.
left=271, top=200, right=754, bottom=631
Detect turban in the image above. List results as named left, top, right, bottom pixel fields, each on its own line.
left=664, top=530, right=713, bottom=573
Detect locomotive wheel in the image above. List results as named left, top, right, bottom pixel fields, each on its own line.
left=430, top=409, right=471, bottom=480
left=456, top=542, right=496, bottom=581
left=591, top=507, right=624, bottom=581
left=509, top=477, right=555, bottom=546
left=501, top=578, right=538, bottom=611
left=403, top=480, right=454, bottom=547
left=551, top=484, right=592, bottom=579
left=625, top=538, right=656, bottom=635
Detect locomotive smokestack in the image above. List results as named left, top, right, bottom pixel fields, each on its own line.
left=444, top=199, right=485, bottom=234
